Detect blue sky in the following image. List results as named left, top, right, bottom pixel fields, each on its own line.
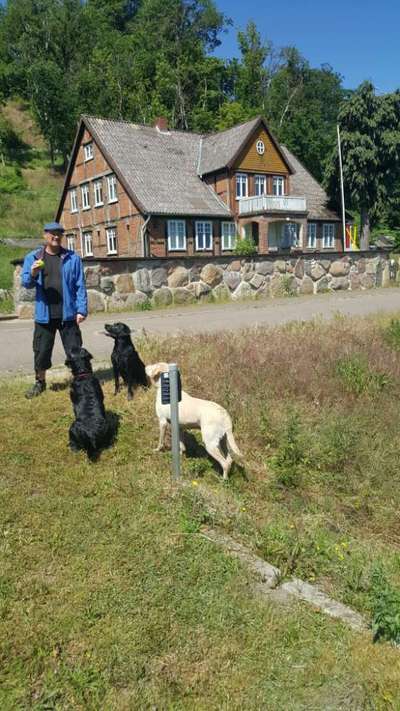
left=213, top=0, right=399, bottom=93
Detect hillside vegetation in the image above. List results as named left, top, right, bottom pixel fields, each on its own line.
left=0, top=99, right=64, bottom=241
left=1, top=315, right=400, bottom=707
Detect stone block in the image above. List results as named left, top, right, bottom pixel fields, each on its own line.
left=200, top=263, right=223, bottom=287
left=299, top=275, right=314, bottom=295
left=133, top=268, right=152, bottom=293
left=350, top=273, right=361, bottom=290
left=223, top=271, right=241, bottom=291
left=16, top=286, right=35, bottom=303
left=115, top=273, right=134, bottom=293
left=168, top=266, right=189, bottom=288
left=227, top=260, right=241, bottom=272
left=330, top=260, right=350, bottom=277
left=84, top=266, right=101, bottom=288
left=315, top=276, right=330, bottom=293
left=360, top=273, right=375, bottom=289
left=125, top=291, right=150, bottom=309
left=232, top=281, right=253, bottom=300
left=107, top=293, right=128, bottom=312
left=294, top=258, right=304, bottom=279
left=171, top=287, right=195, bottom=304
left=88, top=289, right=106, bottom=312
left=212, top=284, right=230, bottom=301
left=250, top=273, right=265, bottom=289
left=100, top=276, right=114, bottom=294
left=150, top=267, right=167, bottom=288
left=256, top=260, right=274, bottom=275
left=274, top=260, right=287, bottom=273
left=310, top=262, right=326, bottom=281
left=330, top=276, right=349, bottom=290
left=152, top=287, right=173, bottom=307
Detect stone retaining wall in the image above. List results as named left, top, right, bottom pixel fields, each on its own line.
left=13, top=252, right=392, bottom=318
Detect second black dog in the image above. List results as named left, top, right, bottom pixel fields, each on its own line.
left=104, top=322, right=148, bottom=400
left=66, top=347, right=115, bottom=460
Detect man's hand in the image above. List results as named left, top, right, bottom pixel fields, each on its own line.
left=31, top=259, right=44, bottom=277
left=76, top=314, right=86, bottom=325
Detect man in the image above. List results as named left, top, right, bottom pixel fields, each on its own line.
left=22, top=222, right=88, bottom=398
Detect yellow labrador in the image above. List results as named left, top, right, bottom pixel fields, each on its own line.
left=146, top=363, right=244, bottom=480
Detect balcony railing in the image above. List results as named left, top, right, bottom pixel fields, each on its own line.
left=238, top=194, right=307, bottom=215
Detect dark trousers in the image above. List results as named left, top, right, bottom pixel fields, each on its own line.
left=33, top=319, right=82, bottom=373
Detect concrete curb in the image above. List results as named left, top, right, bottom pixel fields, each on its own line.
left=202, top=529, right=367, bottom=632
left=0, top=313, right=17, bottom=321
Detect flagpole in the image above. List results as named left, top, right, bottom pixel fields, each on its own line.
left=337, top=124, right=348, bottom=251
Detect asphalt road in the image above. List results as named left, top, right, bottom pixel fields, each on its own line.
left=2, top=288, right=400, bottom=376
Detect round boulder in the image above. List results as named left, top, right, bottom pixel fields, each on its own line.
left=115, top=273, right=135, bottom=294
left=88, top=289, right=106, bottom=312
left=152, top=287, right=173, bottom=307
left=329, top=260, right=350, bottom=277
left=172, top=287, right=195, bottom=304
left=200, top=263, right=223, bottom=288
left=168, top=266, right=189, bottom=288
left=133, top=268, right=152, bottom=294
left=150, top=267, right=167, bottom=289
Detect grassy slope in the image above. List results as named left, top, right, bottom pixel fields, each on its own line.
left=0, top=100, right=64, bottom=302
left=1, top=315, right=400, bottom=708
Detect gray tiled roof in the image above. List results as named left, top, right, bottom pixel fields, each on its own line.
left=83, top=116, right=339, bottom=221
left=84, top=117, right=230, bottom=217
left=198, top=117, right=261, bottom=175
left=280, top=146, right=340, bottom=221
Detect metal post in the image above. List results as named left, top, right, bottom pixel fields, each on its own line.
left=337, top=124, right=348, bottom=251
left=169, top=363, right=181, bottom=481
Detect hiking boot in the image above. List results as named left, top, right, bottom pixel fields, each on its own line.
left=25, top=380, right=46, bottom=399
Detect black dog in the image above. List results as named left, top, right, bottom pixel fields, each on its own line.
left=104, top=322, right=148, bottom=400
left=66, top=347, right=115, bottom=459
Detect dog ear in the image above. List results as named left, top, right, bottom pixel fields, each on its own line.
left=146, top=363, right=168, bottom=383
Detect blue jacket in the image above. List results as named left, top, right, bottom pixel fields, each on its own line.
left=22, top=247, right=88, bottom=324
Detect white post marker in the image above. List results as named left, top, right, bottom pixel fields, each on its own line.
left=169, top=363, right=181, bottom=481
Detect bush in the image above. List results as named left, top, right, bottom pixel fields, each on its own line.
left=0, top=165, right=25, bottom=194
left=335, top=355, right=390, bottom=395
left=233, top=236, right=257, bottom=256
left=383, top=319, right=400, bottom=350
left=371, top=566, right=400, bottom=645
left=269, top=410, right=309, bottom=487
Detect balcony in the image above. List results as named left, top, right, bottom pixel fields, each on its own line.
left=238, top=194, right=307, bottom=216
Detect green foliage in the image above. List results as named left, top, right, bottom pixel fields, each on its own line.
left=335, top=355, right=390, bottom=395
left=371, top=567, right=400, bottom=645
left=383, top=318, right=400, bottom=350
left=233, top=236, right=256, bottom=256
left=269, top=410, right=308, bottom=487
left=325, top=82, right=400, bottom=247
left=0, top=164, right=25, bottom=193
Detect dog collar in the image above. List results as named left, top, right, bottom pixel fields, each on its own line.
left=74, top=372, right=92, bottom=381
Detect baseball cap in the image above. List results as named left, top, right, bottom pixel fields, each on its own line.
left=44, top=221, right=65, bottom=233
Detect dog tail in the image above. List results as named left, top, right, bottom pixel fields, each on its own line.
left=226, top=428, right=244, bottom=465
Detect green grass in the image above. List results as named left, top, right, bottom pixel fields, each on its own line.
left=2, top=317, right=400, bottom=707
left=0, top=243, right=28, bottom=292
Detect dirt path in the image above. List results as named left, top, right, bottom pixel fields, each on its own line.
left=2, top=288, right=400, bottom=376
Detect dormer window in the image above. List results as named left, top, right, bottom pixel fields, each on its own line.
left=84, top=142, right=94, bottom=161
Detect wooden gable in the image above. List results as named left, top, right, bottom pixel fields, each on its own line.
left=233, top=125, right=289, bottom=175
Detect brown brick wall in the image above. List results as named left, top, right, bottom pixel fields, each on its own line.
left=60, top=127, right=144, bottom=258
left=148, top=217, right=237, bottom=258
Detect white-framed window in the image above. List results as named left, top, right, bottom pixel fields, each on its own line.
left=323, top=223, right=335, bottom=248
left=256, top=139, right=265, bottom=155
left=84, top=142, right=93, bottom=161
left=272, top=176, right=285, bottom=196
left=195, top=221, right=213, bottom=251
left=107, top=174, right=118, bottom=203
left=254, top=175, right=266, bottom=197
left=70, top=189, right=78, bottom=213
left=236, top=173, right=248, bottom=199
left=66, top=234, right=75, bottom=251
left=81, top=183, right=90, bottom=210
left=307, top=223, right=317, bottom=248
left=83, top=232, right=93, bottom=256
left=167, top=220, right=186, bottom=251
left=221, top=222, right=236, bottom=251
left=94, top=180, right=103, bottom=206
left=106, top=227, right=118, bottom=255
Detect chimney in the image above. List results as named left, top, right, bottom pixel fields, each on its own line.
left=154, top=116, right=168, bottom=132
